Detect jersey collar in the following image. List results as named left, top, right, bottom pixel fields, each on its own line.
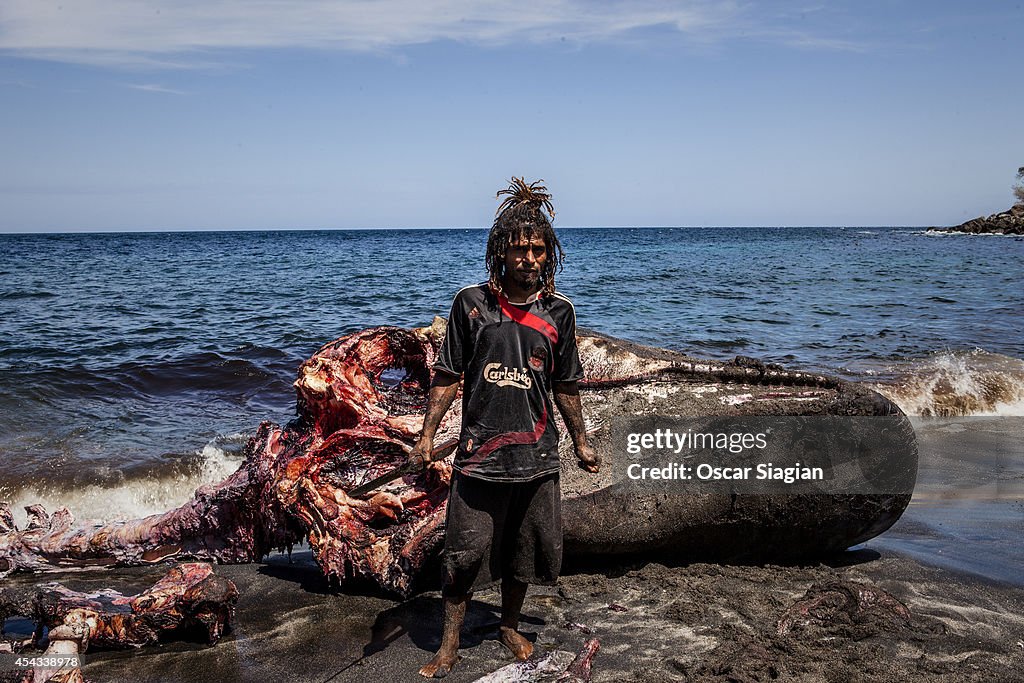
left=490, top=282, right=542, bottom=305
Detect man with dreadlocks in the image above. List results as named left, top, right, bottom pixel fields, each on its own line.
left=410, top=178, right=599, bottom=678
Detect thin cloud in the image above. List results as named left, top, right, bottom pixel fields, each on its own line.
left=0, top=77, right=37, bottom=88
left=778, top=32, right=867, bottom=52
left=0, top=0, right=862, bottom=68
left=125, top=82, right=188, bottom=94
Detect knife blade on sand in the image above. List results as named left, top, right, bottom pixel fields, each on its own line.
left=347, top=438, right=459, bottom=499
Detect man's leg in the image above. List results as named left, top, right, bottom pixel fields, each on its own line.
left=419, top=592, right=471, bottom=678
left=500, top=473, right=561, bottom=661
left=498, top=577, right=533, bottom=660
left=421, top=471, right=498, bottom=676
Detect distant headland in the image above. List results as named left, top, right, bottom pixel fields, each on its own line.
left=929, top=167, right=1024, bottom=235
left=928, top=203, right=1024, bottom=235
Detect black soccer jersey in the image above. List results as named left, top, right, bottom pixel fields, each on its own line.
left=434, top=283, right=584, bottom=482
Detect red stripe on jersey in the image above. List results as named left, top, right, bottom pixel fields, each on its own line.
left=497, top=293, right=558, bottom=344
left=460, top=406, right=548, bottom=472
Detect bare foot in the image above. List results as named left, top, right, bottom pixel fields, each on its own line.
left=418, top=650, right=461, bottom=678
left=499, top=625, right=534, bottom=661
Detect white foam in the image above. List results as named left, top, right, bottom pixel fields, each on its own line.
left=870, top=350, right=1024, bottom=417
left=993, top=399, right=1024, bottom=415
left=7, top=435, right=247, bottom=528
left=921, top=230, right=1017, bottom=237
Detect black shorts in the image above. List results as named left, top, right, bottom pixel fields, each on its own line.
left=441, top=471, right=562, bottom=596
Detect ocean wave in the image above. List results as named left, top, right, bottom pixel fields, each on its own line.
left=688, top=338, right=752, bottom=350
left=920, top=229, right=1023, bottom=237
left=0, top=290, right=58, bottom=301
left=0, top=433, right=248, bottom=526
left=867, top=349, right=1024, bottom=416
left=0, top=349, right=294, bottom=403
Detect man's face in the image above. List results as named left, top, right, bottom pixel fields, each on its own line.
left=504, top=233, right=547, bottom=293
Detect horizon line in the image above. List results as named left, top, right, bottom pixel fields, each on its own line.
left=0, top=225, right=936, bottom=237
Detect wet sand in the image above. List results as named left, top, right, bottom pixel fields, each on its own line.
left=3, top=546, right=1021, bottom=683
left=866, top=417, right=1024, bottom=585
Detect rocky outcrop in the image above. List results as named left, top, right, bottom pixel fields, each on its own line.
left=929, top=203, right=1024, bottom=234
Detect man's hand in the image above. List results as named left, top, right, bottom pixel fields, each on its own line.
left=553, top=380, right=598, bottom=474
left=406, top=438, right=433, bottom=472
left=409, top=371, right=460, bottom=472
left=576, top=443, right=600, bottom=474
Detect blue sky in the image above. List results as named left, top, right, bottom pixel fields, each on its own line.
left=1, top=1, right=1022, bottom=232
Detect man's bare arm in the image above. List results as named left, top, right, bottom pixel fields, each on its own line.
left=407, top=370, right=461, bottom=469
left=553, top=380, right=600, bottom=473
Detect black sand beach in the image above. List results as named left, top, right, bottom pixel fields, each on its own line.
left=5, top=547, right=1022, bottom=682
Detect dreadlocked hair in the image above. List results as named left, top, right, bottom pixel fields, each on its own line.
left=486, top=177, right=566, bottom=298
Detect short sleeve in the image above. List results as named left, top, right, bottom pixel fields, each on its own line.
left=552, top=302, right=584, bottom=382
left=433, top=293, right=467, bottom=376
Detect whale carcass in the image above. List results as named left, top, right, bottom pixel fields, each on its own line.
left=0, top=319, right=917, bottom=596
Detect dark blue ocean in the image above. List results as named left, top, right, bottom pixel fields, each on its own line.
left=1, top=227, right=1022, bottom=583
